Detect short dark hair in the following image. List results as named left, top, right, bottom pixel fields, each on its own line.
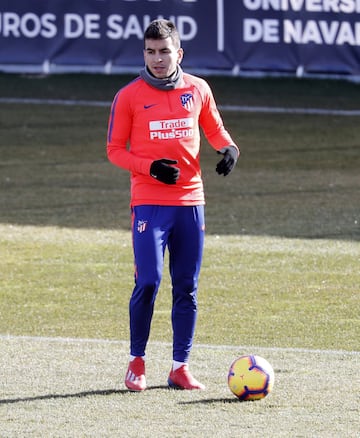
left=144, top=19, right=181, bottom=49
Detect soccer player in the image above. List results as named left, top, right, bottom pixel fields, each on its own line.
left=107, top=19, right=239, bottom=391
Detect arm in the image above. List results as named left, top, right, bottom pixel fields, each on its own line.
left=199, top=81, right=240, bottom=175
left=106, top=89, right=153, bottom=175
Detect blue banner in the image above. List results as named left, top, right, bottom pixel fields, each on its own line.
left=0, top=0, right=359, bottom=78
left=230, top=0, right=360, bottom=76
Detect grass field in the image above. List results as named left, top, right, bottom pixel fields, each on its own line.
left=0, top=73, right=359, bottom=437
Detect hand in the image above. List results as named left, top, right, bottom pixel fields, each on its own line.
left=216, top=145, right=239, bottom=176
left=150, top=159, right=180, bottom=184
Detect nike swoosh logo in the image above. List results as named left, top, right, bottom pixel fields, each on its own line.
left=144, top=104, right=157, bottom=109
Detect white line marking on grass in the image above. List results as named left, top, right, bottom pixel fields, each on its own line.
left=219, top=104, right=360, bottom=116
left=1, top=334, right=358, bottom=356
left=1, top=97, right=360, bottom=116
left=0, top=97, right=110, bottom=107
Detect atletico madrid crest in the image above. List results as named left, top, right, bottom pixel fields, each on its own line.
left=180, top=93, right=193, bottom=111
left=137, top=220, right=147, bottom=233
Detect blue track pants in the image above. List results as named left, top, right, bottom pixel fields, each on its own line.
left=130, top=205, right=205, bottom=362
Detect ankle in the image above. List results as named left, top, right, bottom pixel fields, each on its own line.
left=130, top=355, right=145, bottom=362
left=172, top=360, right=186, bottom=371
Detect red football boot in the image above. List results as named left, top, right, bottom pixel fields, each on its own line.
left=168, top=364, right=205, bottom=390
left=125, top=357, right=146, bottom=391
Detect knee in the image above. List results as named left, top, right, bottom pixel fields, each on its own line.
left=132, top=280, right=160, bottom=305
left=173, top=279, right=198, bottom=306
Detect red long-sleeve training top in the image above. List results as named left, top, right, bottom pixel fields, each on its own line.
left=107, top=72, right=238, bottom=207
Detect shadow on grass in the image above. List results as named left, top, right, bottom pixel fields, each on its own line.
left=0, top=385, right=169, bottom=405
left=1, top=75, right=359, bottom=240
left=178, top=397, right=240, bottom=405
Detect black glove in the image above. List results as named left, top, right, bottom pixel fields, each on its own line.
left=216, top=145, right=239, bottom=176
left=150, top=159, right=180, bottom=184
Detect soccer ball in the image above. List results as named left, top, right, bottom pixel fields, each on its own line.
left=228, top=355, right=275, bottom=401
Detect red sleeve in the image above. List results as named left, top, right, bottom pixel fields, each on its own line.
left=198, top=80, right=239, bottom=155
left=107, top=86, right=153, bottom=176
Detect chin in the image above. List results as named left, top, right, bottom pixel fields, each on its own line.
left=150, top=69, right=167, bottom=79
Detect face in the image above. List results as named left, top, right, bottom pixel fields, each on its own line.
left=144, top=37, right=183, bottom=79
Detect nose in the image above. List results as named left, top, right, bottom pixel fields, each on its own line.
left=153, top=51, right=163, bottom=62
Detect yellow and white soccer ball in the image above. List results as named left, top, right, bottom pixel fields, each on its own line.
left=228, top=355, right=275, bottom=401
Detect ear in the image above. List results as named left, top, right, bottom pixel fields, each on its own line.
left=177, top=48, right=184, bottom=64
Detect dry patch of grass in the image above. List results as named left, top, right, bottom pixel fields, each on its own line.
left=1, top=336, right=358, bottom=437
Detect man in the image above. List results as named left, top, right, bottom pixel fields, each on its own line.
left=107, top=19, right=239, bottom=391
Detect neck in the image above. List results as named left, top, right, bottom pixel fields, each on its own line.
left=140, top=65, right=183, bottom=91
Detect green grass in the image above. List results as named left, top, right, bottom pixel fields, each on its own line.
left=0, top=74, right=359, bottom=437
left=1, top=105, right=359, bottom=238
left=1, top=226, right=358, bottom=352
left=2, top=73, right=360, bottom=109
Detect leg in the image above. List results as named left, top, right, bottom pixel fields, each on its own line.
left=168, top=205, right=205, bottom=363
left=129, top=205, right=168, bottom=357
